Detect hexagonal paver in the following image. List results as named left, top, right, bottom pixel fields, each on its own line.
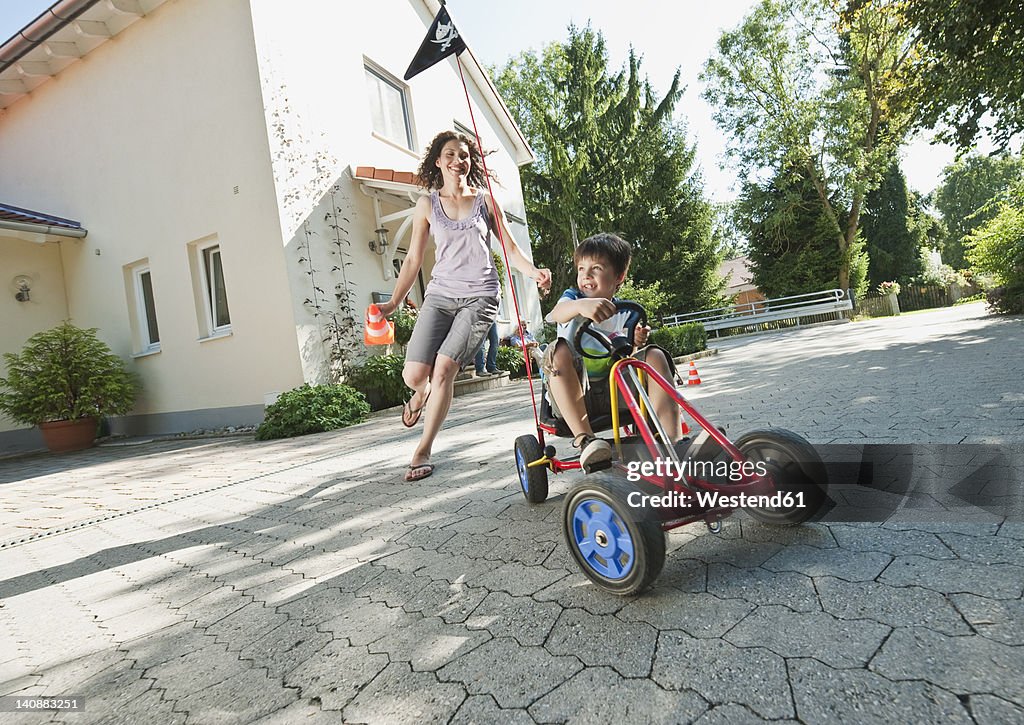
left=815, top=576, right=970, bottom=635
left=762, top=545, right=891, bottom=581
left=437, top=638, right=582, bottom=708
left=789, top=657, right=972, bottom=724
left=367, top=615, right=490, bottom=671
left=949, top=592, right=1024, bottom=645
left=342, top=662, right=465, bottom=725
left=529, top=667, right=708, bottom=723
left=707, top=563, right=819, bottom=611
left=464, top=591, right=561, bottom=646
left=618, top=590, right=754, bottom=638
left=545, top=608, right=658, bottom=677
left=879, top=556, right=1024, bottom=599
left=870, top=627, right=1024, bottom=706
left=725, top=606, right=890, bottom=667
left=284, top=640, right=387, bottom=708
left=652, top=632, right=793, bottom=719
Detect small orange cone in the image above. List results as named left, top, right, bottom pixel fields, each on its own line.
left=681, top=419, right=691, bottom=435
left=364, top=304, right=395, bottom=346
left=685, top=361, right=702, bottom=386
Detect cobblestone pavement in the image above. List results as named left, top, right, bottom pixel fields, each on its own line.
left=1, top=302, right=1022, bottom=724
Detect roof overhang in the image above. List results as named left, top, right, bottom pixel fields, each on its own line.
left=0, top=0, right=169, bottom=111
left=420, top=0, right=536, bottom=167
left=0, top=203, right=86, bottom=243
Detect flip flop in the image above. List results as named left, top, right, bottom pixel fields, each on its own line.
left=404, top=463, right=434, bottom=482
left=401, top=388, right=431, bottom=428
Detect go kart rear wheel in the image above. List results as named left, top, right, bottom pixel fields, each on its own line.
left=515, top=434, right=549, bottom=504
left=737, top=428, right=828, bottom=526
left=563, top=477, right=666, bottom=596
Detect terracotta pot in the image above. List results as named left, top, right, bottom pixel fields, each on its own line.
left=38, top=418, right=98, bottom=453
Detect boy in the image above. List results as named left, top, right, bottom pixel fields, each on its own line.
left=543, top=233, right=681, bottom=470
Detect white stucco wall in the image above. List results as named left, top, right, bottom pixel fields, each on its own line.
left=249, top=0, right=544, bottom=381
left=0, top=0, right=305, bottom=436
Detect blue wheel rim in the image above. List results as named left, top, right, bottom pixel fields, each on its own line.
left=570, top=497, right=635, bottom=579
left=516, top=447, right=530, bottom=494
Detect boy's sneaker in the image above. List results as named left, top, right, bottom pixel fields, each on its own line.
left=575, top=434, right=612, bottom=472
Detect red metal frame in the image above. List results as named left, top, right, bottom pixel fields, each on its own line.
left=532, top=356, right=778, bottom=531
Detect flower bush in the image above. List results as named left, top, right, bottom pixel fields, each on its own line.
left=347, top=353, right=408, bottom=410
left=877, top=280, right=901, bottom=297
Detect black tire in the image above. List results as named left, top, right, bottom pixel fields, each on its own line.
left=562, top=476, right=667, bottom=595
left=736, top=428, right=829, bottom=526
left=514, top=434, right=549, bottom=504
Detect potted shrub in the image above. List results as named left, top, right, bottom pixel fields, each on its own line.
left=0, top=322, right=140, bottom=453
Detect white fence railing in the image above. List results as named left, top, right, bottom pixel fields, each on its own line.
left=663, top=288, right=853, bottom=337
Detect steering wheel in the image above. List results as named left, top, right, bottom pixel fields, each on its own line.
left=573, top=300, right=648, bottom=361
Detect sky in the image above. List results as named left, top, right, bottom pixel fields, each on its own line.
left=0, top=0, right=968, bottom=202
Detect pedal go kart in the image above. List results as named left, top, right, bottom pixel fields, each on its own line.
left=513, top=301, right=828, bottom=595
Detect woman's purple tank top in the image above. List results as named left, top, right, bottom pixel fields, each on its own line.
left=425, top=190, right=500, bottom=299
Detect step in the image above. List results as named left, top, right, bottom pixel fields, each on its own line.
left=453, top=371, right=511, bottom=397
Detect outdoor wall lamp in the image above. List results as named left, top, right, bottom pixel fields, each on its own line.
left=13, top=275, right=31, bottom=302
left=368, top=227, right=390, bottom=256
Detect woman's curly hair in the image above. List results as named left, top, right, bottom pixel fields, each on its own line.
left=416, top=130, right=493, bottom=190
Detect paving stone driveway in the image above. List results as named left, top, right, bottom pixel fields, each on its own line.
left=1, top=302, right=1022, bottom=724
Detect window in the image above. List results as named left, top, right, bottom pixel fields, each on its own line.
left=365, top=64, right=412, bottom=148
left=201, top=244, right=231, bottom=333
left=188, top=238, right=231, bottom=339
left=124, top=261, right=160, bottom=355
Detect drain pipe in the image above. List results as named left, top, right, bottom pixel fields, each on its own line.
left=0, top=0, right=101, bottom=75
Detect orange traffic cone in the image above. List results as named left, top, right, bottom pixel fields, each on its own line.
left=681, top=419, right=691, bottom=435
left=685, top=361, right=702, bottom=386
left=364, top=304, right=395, bottom=346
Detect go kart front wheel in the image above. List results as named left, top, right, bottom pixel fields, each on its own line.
left=515, top=434, right=549, bottom=504
left=737, top=428, right=828, bottom=526
left=563, top=477, right=666, bottom=596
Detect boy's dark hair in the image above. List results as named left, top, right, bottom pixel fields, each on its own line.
left=573, top=232, right=632, bottom=276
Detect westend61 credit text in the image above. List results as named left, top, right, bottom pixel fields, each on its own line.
left=623, top=458, right=809, bottom=509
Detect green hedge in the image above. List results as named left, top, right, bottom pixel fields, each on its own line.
left=256, top=384, right=369, bottom=440
left=648, top=322, right=707, bottom=358
left=497, top=345, right=528, bottom=377
left=347, top=353, right=407, bottom=411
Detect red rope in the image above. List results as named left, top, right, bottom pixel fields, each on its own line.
left=457, top=56, right=542, bottom=430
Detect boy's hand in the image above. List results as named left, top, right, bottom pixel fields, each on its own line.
left=635, top=324, right=651, bottom=347
left=578, top=297, right=617, bottom=322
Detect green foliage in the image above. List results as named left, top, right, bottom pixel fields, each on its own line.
left=497, top=346, right=527, bottom=377
left=0, top=322, right=140, bottom=425
left=494, top=26, right=722, bottom=314
left=861, top=161, right=926, bottom=285
left=617, top=281, right=671, bottom=322
left=738, top=167, right=869, bottom=299
left=346, top=353, right=408, bottom=411
left=898, top=0, right=1024, bottom=151
left=933, top=153, right=1024, bottom=269
left=953, top=293, right=985, bottom=305
left=703, top=0, right=918, bottom=291
left=967, top=179, right=1024, bottom=314
left=391, top=306, right=417, bottom=349
left=648, top=323, right=707, bottom=358
left=255, top=384, right=369, bottom=440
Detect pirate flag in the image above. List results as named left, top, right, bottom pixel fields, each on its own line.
left=404, top=4, right=467, bottom=80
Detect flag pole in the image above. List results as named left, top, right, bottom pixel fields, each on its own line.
left=455, top=54, right=542, bottom=429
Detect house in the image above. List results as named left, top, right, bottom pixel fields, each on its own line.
left=0, top=0, right=544, bottom=453
left=717, top=255, right=765, bottom=312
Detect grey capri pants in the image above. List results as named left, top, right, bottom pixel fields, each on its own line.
left=405, top=294, right=500, bottom=366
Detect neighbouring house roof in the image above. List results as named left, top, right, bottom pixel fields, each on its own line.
left=0, top=202, right=86, bottom=239
left=354, top=167, right=418, bottom=186
left=718, top=255, right=757, bottom=293
left=0, top=0, right=169, bottom=110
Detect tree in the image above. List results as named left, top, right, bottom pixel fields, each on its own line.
left=702, top=0, right=919, bottom=291
left=895, top=0, right=1024, bottom=151
left=737, top=166, right=869, bottom=298
left=933, top=153, right=1024, bottom=269
left=494, top=26, right=723, bottom=314
left=860, top=159, right=925, bottom=284
left=966, top=179, right=1024, bottom=314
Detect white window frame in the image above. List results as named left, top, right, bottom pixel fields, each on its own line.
left=365, top=60, right=414, bottom=150
left=197, top=241, right=231, bottom=337
left=124, top=260, right=161, bottom=356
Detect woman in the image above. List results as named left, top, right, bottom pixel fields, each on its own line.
left=377, top=130, right=551, bottom=481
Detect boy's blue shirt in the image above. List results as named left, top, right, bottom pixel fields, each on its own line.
left=551, top=288, right=633, bottom=380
